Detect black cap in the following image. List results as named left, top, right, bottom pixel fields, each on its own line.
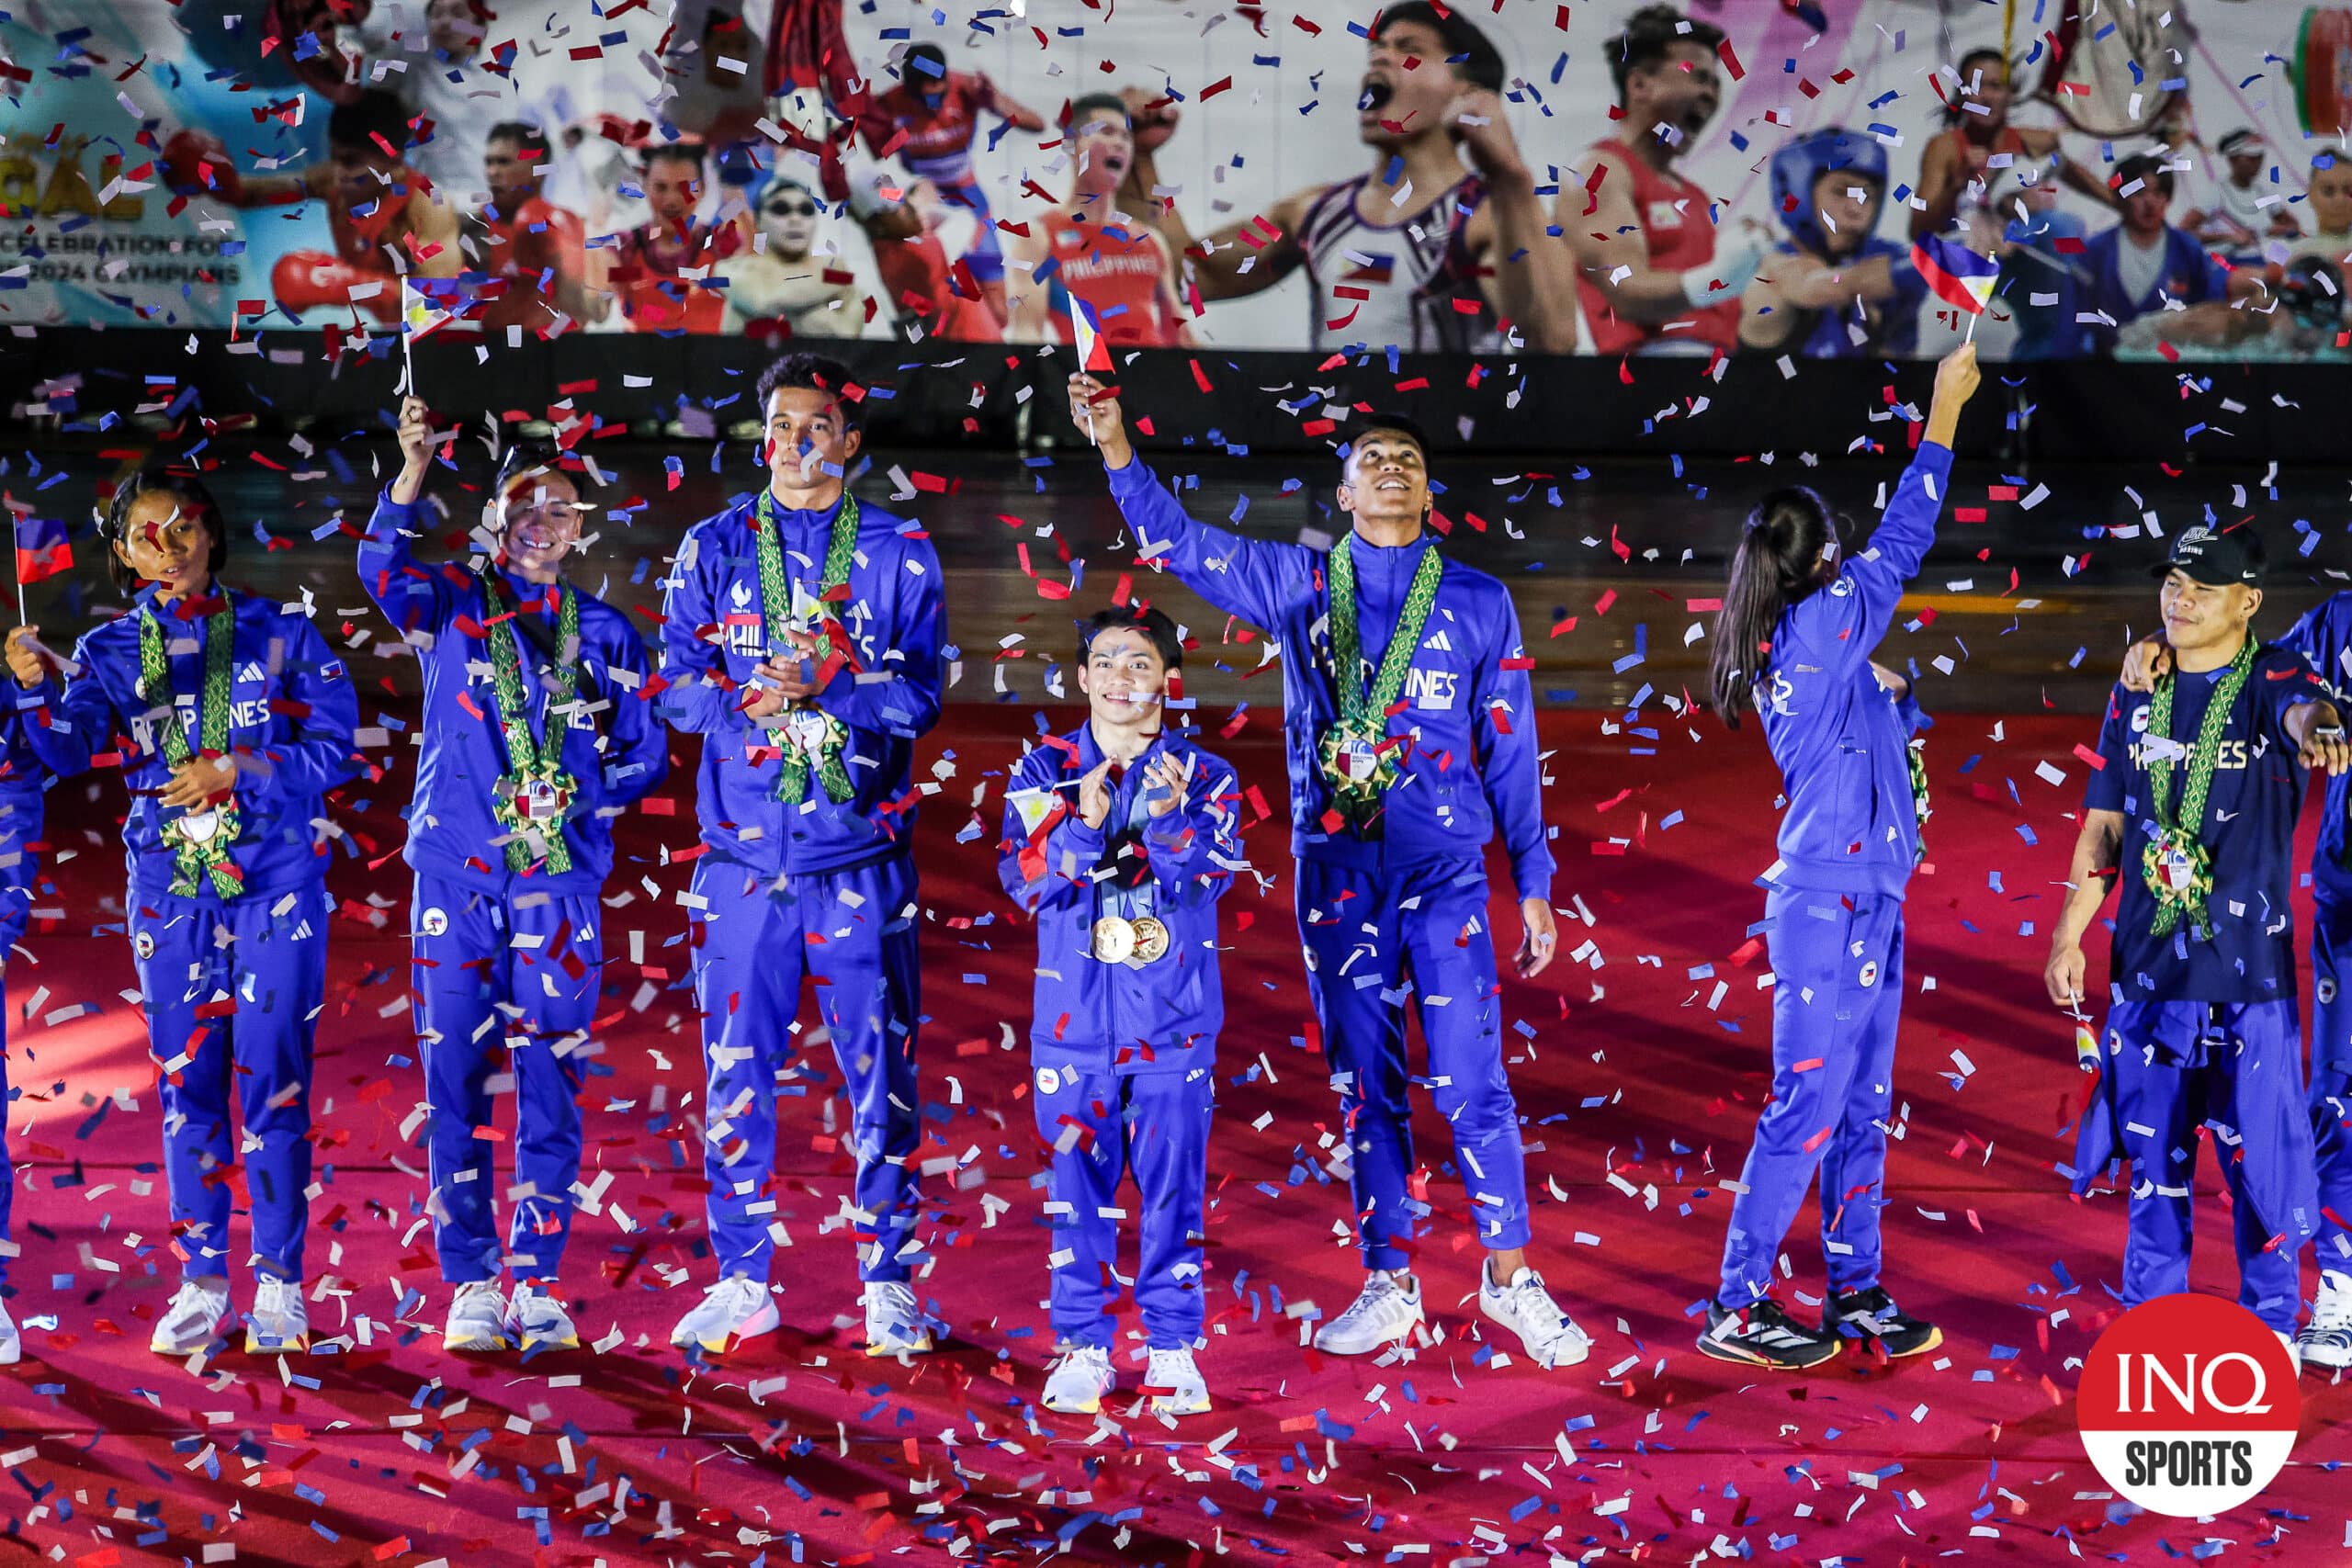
left=2151, top=524, right=2265, bottom=586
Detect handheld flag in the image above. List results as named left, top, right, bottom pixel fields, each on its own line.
left=13, top=513, right=71, bottom=586
left=1911, top=233, right=2000, bottom=338
left=1069, top=294, right=1114, bottom=374
left=399, top=276, right=457, bottom=393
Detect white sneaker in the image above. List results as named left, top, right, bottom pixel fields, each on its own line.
left=509, top=1284, right=579, bottom=1352
left=670, top=1275, right=778, bottom=1354
left=443, top=1280, right=510, bottom=1352
left=151, top=1277, right=232, bottom=1356
left=245, top=1274, right=310, bottom=1354
left=2296, top=1276, right=2352, bottom=1371
left=862, top=1280, right=934, bottom=1356
left=1313, top=1270, right=1426, bottom=1356
left=1042, top=1345, right=1115, bottom=1415
left=0, top=1300, right=20, bottom=1366
left=1478, top=1263, right=1591, bottom=1370
left=1146, top=1347, right=1210, bottom=1416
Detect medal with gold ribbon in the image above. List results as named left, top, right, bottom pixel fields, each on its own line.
left=2141, top=638, right=2255, bottom=940
left=140, top=596, right=242, bottom=898
left=1317, top=533, right=1443, bottom=824
left=753, top=489, right=859, bottom=807
left=482, top=571, right=580, bottom=874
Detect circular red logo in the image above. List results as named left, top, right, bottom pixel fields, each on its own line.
left=2077, top=1294, right=2301, bottom=1517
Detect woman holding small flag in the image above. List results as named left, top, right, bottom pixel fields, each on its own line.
left=3, top=469, right=361, bottom=1357
left=1699, top=342, right=1980, bottom=1371
left=365, top=398, right=667, bottom=1353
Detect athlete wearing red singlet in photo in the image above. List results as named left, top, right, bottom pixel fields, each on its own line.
left=1007, top=95, right=1185, bottom=348
left=614, top=144, right=741, bottom=333
left=1565, top=6, right=1755, bottom=357
left=853, top=173, right=1003, bottom=342
left=464, top=121, right=592, bottom=333
left=1907, top=47, right=2112, bottom=241
left=856, top=42, right=1046, bottom=321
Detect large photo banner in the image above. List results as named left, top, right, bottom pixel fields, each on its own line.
left=1, top=0, right=2346, bottom=363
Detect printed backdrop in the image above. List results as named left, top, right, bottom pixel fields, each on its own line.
left=0, top=0, right=2346, bottom=360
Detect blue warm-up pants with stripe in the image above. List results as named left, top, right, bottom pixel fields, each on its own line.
left=412, top=874, right=599, bottom=1285
left=2076, top=999, right=2315, bottom=1333
left=1716, top=885, right=1903, bottom=1308
left=1296, top=857, right=1532, bottom=1271
left=2295, top=900, right=2352, bottom=1290
left=1034, top=1063, right=1213, bottom=1349
left=130, top=885, right=330, bottom=1282
left=691, top=852, right=922, bottom=1282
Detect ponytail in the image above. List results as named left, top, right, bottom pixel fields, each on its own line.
left=1709, top=487, right=1835, bottom=727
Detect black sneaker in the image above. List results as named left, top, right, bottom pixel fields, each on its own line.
left=1826, top=1286, right=1942, bottom=1359
left=1698, top=1298, right=1840, bottom=1370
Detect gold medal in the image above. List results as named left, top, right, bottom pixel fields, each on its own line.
left=1091, top=916, right=1136, bottom=964
left=1131, top=916, right=1170, bottom=964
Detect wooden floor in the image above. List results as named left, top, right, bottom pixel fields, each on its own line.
left=14, top=434, right=2337, bottom=715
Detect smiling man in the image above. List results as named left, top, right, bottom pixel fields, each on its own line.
left=659, top=354, right=946, bottom=1358
left=1070, top=373, right=1588, bottom=1372
left=1111, top=1, right=1575, bottom=353
left=2048, top=525, right=2347, bottom=1357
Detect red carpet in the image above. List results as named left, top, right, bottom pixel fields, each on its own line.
left=0, top=706, right=2343, bottom=1565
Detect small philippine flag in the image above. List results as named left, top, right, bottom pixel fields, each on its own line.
left=1910, top=232, right=2000, bottom=315
left=1068, top=294, right=1114, bottom=373
left=12, top=513, right=71, bottom=585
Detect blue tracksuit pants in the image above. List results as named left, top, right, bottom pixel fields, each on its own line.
left=2089, top=999, right=2313, bottom=1333
left=0, top=905, right=24, bottom=1291
left=412, top=874, right=599, bottom=1284
left=1296, top=857, right=1532, bottom=1270
left=691, top=852, right=922, bottom=1282
left=130, top=886, right=330, bottom=1282
left=1717, top=885, right=1903, bottom=1307
left=1034, top=1063, right=1213, bottom=1348
left=2299, top=900, right=2352, bottom=1288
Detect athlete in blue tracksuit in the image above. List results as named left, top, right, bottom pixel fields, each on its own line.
left=1069, top=373, right=1592, bottom=1371
left=2136, top=583, right=2352, bottom=1366
left=6, top=469, right=359, bottom=1357
left=659, top=354, right=945, bottom=1357
left=998, top=605, right=1240, bottom=1416
left=0, top=702, right=43, bottom=1362
left=2051, top=523, right=2344, bottom=1344
left=1697, top=344, right=1981, bottom=1371
left=366, top=400, right=667, bottom=1351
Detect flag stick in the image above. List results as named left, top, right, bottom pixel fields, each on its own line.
left=1964, top=309, right=1979, bottom=344
left=399, top=276, right=416, bottom=397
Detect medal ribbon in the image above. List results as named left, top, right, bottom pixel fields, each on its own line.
left=2143, top=638, right=2256, bottom=939
left=753, top=489, right=859, bottom=807
left=1319, top=534, right=1445, bottom=819
left=139, top=596, right=242, bottom=898
left=482, top=572, right=580, bottom=874
left=1906, top=738, right=1931, bottom=863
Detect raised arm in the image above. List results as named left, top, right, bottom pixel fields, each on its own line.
left=974, top=73, right=1047, bottom=135
left=1784, top=344, right=1980, bottom=669
left=1113, top=118, right=1313, bottom=305
left=1447, top=90, right=1577, bottom=355
left=361, top=396, right=462, bottom=636
left=236, top=614, right=363, bottom=814
left=1069, top=373, right=1313, bottom=631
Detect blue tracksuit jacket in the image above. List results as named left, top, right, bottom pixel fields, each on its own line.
left=358, top=487, right=668, bottom=896
left=656, top=489, right=945, bottom=874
